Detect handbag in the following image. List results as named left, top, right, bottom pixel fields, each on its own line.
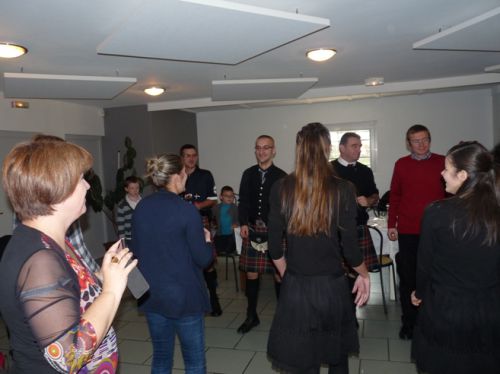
left=249, top=227, right=268, bottom=253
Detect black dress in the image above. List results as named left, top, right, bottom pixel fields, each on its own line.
left=412, top=199, right=500, bottom=374
left=267, top=178, right=363, bottom=373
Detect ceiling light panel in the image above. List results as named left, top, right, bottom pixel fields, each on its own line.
left=212, top=77, right=318, bottom=101
left=413, top=6, right=500, bottom=52
left=98, top=0, right=330, bottom=65
left=3, top=73, right=137, bottom=99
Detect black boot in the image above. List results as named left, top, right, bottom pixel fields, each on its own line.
left=237, top=278, right=260, bottom=333
left=205, top=269, right=222, bottom=317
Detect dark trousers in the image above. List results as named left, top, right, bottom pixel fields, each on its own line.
left=395, top=234, right=419, bottom=328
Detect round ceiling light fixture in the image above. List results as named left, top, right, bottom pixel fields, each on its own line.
left=0, top=43, right=28, bottom=58
left=306, top=48, right=336, bottom=62
left=365, top=77, right=384, bottom=86
left=144, top=86, right=165, bottom=96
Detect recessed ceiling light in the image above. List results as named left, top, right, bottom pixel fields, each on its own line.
left=306, top=48, right=336, bottom=62
left=144, top=86, right=165, bottom=96
left=0, top=43, right=27, bottom=58
left=365, top=77, right=384, bottom=86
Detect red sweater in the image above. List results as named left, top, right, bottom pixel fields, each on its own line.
left=388, top=153, right=445, bottom=234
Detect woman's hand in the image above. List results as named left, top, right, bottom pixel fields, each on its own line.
left=411, top=291, right=422, bottom=306
left=203, top=228, right=211, bottom=243
left=101, top=239, right=137, bottom=299
left=352, top=275, right=370, bottom=307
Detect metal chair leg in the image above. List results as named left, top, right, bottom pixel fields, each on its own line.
left=225, top=255, right=229, bottom=280
left=231, top=256, right=239, bottom=292
left=391, top=263, right=398, bottom=302
left=380, top=268, right=388, bottom=315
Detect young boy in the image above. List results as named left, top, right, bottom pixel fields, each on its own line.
left=212, top=186, right=239, bottom=255
left=116, top=176, right=141, bottom=245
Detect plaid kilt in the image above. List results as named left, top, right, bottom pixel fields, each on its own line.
left=357, top=225, right=378, bottom=271
left=239, top=221, right=277, bottom=274
left=343, top=225, right=378, bottom=275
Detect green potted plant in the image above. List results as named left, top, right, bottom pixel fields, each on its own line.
left=86, top=136, right=143, bottom=235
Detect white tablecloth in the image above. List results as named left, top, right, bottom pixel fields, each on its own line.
left=367, top=215, right=399, bottom=300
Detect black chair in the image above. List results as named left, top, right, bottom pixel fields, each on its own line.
left=214, top=235, right=239, bottom=292
left=366, top=225, right=397, bottom=314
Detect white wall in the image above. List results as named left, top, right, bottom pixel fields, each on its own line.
left=0, top=97, right=106, bottom=252
left=197, top=88, right=494, bottom=195
left=0, top=97, right=104, bottom=136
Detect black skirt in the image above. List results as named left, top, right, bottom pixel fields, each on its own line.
left=267, top=270, right=358, bottom=373
left=412, top=283, right=500, bottom=374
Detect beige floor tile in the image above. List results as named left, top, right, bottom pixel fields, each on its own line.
left=206, top=347, right=255, bottom=373
left=117, top=362, right=151, bottom=374
left=244, top=351, right=276, bottom=374
left=235, top=330, right=269, bottom=352
left=205, top=327, right=244, bottom=349
left=116, top=321, right=151, bottom=341
left=359, top=338, right=389, bottom=360
left=359, top=359, right=418, bottom=374
left=388, top=338, right=412, bottom=363
left=118, top=340, right=153, bottom=364
left=363, top=319, right=400, bottom=339
left=204, top=311, right=239, bottom=328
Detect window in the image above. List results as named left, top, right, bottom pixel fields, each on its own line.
left=327, top=122, right=376, bottom=169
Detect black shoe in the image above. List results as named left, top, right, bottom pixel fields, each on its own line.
left=210, top=298, right=222, bottom=317
left=237, top=315, right=260, bottom=334
left=399, top=325, right=413, bottom=340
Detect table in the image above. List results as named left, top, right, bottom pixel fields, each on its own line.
left=367, top=215, right=399, bottom=300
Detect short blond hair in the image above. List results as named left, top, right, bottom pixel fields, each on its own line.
left=2, top=140, right=93, bottom=220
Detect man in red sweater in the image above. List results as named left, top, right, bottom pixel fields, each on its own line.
left=387, top=124, right=445, bottom=340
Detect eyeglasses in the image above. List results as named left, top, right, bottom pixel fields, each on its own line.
left=409, top=138, right=430, bottom=145
left=255, top=145, right=274, bottom=151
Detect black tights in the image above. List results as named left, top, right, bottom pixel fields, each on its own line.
left=296, top=356, right=349, bottom=374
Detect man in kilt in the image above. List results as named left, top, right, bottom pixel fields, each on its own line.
left=237, top=135, right=286, bottom=334
left=332, top=132, right=379, bottom=322
left=180, top=144, right=222, bottom=316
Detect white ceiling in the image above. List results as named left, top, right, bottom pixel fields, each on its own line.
left=1, top=0, right=500, bottom=111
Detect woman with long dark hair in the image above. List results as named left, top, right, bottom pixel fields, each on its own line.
left=267, top=122, right=370, bottom=374
left=411, top=141, right=500, bottom=373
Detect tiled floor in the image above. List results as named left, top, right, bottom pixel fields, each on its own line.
left=0, top=262, right=418, bottom=374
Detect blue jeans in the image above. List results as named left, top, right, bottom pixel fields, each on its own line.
left=145, top=312, right=206, bottom=374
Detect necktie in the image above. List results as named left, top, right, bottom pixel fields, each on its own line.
left=258, top=168, right=268, bottom=184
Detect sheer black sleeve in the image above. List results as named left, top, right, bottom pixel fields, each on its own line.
left=17, top=249, right=80, bottom=347
left=17, top=248, right=98, bottom=372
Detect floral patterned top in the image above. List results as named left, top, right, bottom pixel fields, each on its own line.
left=18, top=231, right=118, bottom=373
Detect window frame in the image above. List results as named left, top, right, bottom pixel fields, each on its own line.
left=325, top=121, right=377, bottom=171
